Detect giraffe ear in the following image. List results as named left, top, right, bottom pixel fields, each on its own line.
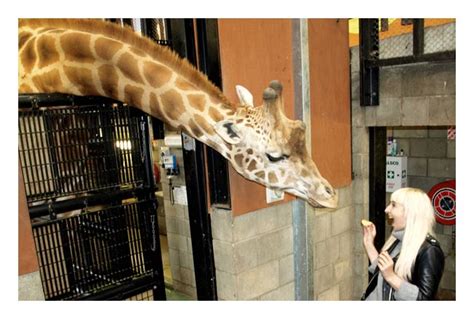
left=235, top=85, right=254, bottom=107
left=214, top=120, right=242, bottom=144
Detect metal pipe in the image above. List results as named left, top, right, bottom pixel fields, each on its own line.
left=19, top=93, right=119, bottom=109
left=28, top=189, right=141, bottom=218
left=291, top=18, right=314, bottom=301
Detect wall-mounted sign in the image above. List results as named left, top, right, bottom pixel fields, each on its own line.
left=428, top=180, right=456, bottom=225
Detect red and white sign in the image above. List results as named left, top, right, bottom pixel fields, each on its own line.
left=428, top=180, right=456, bottom=225
left=447, top=126, right=456, bottom=140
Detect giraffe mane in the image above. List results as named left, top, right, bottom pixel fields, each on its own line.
left=19, top=18, right=234, bottom=109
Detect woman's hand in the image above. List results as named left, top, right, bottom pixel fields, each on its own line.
left=378, top=251, right=403, bottom=290
left=362, top=221, right=376, bottom=248
left=361, top=220, right=378, bottom=263
left=377, top=251, right=395, bottom=278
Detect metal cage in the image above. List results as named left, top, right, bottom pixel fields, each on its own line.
left=19, top=102, right=146, bottom=204
left=19, top=94, right=165, bottom=300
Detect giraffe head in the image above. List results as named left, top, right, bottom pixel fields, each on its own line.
left=214, top=80, right=338, bottom=208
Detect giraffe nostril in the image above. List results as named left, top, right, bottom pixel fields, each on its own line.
left=325, top=186, right=332, bottom=195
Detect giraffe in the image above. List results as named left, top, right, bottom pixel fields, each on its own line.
left=18, top=19, right=338, bottom=208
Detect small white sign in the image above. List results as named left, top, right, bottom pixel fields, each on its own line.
left=266, top=187, right=284, bottom=204
left=386, top=156, right=407, bottom=192
left=172, top=186, right=188, bottom=206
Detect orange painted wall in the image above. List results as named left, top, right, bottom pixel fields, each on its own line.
left=218, top=19, right=296, bottom=216
left=19, top=163, right=39, bottom=275
left=218, top=19, right=351, bottom=216
left=308, top=19, right=352, bottom=188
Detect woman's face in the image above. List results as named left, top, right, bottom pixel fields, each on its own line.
left=385, top=199, right=406, bottom=231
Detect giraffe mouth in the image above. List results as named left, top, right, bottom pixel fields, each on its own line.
left=283, top=188, right=336, bottom=208
left=289, top=189, right=338, bottom=209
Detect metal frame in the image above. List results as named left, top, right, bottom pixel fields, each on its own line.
left=359, top=19, right=380, bottom=107
left=368, top=127, right=387, bottom=252
left=167, top=19, right=218, bottom=300
left=291, top=18, right=314, bottom=301
left=19, top=94, right=166, bottom=300
left=196, top=19, right=232, bottom=209
left=359, top=18, right=455, bottom=106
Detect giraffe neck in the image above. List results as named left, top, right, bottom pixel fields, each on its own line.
left=18, top=19, right=240, bottom=157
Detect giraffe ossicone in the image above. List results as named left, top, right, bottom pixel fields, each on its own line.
left=18, top=19, right=338, bottom=208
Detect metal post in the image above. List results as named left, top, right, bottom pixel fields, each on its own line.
left=359, top=19, right=380, bottom=106
left=167, top=19, right=218, bottom=300
left=291, top=18, right=314, bottom=300
left=369, top=127, right=386, bottom=252
left=413, top=19, right=425, bottom=57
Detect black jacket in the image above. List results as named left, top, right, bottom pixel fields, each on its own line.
left=383, top=234, right=445, bottom=300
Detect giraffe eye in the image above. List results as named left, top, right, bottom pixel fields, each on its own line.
left=266, top=153, right=289, bottom=162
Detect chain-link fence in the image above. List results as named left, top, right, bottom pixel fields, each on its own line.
left=424, top=20, right=456, bottom=54
left=350, top=18, right=455, bottom=60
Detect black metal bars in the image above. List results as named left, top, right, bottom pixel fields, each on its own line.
left=359, top=19, right=380, bottom=107
left=167, top=19, right=218, bottom=301
left=19, top=93, right=166, bottom=300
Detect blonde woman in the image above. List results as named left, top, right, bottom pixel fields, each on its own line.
left=361, top=187, right=445, bottom=300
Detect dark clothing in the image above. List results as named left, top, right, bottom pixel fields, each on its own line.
left=363, top=233, right=444, bottom=301
left=408, top=234, right=445, bottom=300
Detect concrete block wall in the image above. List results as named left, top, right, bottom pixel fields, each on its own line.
left=211, top=185, right=355, bottom=301
left=211, top=202, right=295, bottom=300
left=18, top=271, right=45, bottom=300
left=350, top=31, right=455, bottom=299
left=157, top=131, right=197, bottom=299
left=312, top=185, right=355, bottom=300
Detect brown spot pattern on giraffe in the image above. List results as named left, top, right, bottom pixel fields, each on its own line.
left=255, top=170, right=265, bottom=180
left=63, top=65, right=100, bottom=96
left=234, top=154, right=244, bottom=168
left=61, top=32, right=95, bottom=64
left=161, top=90, right=185, bottom=121
left=193, top=113, right=214, bottom=136
left=187, top=94, right=206, bottom=112
left=149, top=92, right=166, bottom=121
left=187, top=118, right=204, bottom=138
left=287, top=126, right=306, bottom=157
left=300, top=168, right=309, bottom=177
left=209, top=107, right=224, bottom=122
left=143, top=62, right=172, bottom=88
left=130, top=47, right=147, bottom=57
left=124, top=84, right=144, bottom=107
left=31, top=69, right=64, bottom=93
left=19, top=32, right=33, bottom=50
left=247, top=159, right=257, bottom=172
left=37, top=35, right=60, bottom=68
left=94, top=37, right=123, bottom=61
left=176, top=78, right=196, bottom=91
left=21, top=38, right=36, bottom=74
left=98, top=64, right=119, bottom=99
left=117, top=52, right=143, bottom=83
left=268, top=171, right=278, bottom=184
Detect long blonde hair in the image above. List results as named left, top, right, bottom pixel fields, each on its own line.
left=381, top=187, right=436, bottom=280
